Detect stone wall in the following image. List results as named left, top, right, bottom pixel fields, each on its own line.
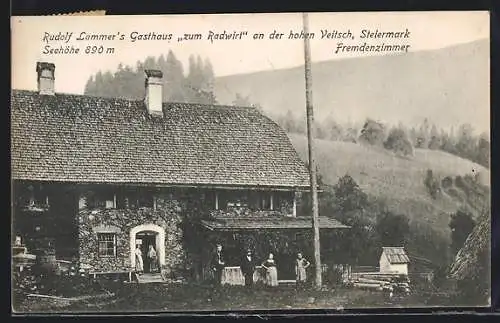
left=78, top=196, right=185, bottom=278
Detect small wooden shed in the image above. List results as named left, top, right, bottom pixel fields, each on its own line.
left=379, top=247, right=410, bottom=275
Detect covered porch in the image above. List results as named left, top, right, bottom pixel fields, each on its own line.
left=194, top=216, right=350, bottom=285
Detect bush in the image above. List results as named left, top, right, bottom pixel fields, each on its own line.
left=12, top=260, right=103, bottom=302
left=359, top=119, right=386, bottom=147
left=424, top=169, right=440, bottom=199
left=384, top=127, right=414, bottom=156
left=376, top=211, right=410, bottom=247
left=441, top=176, right=453, bottom=189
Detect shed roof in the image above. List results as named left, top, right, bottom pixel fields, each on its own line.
left=200, top=216, right=350, bottom=231
left=11, top=90, right=310, bottom=188
left=382, top=247, right=410, bottom=264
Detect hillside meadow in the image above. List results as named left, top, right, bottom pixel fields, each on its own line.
left=288, top=133, right=490, bottom=237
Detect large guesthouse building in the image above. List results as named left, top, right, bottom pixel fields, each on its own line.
left=11, top=62, right=348, bottom=282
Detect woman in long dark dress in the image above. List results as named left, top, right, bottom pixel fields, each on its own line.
left=261, top=253, right=278, bottom=287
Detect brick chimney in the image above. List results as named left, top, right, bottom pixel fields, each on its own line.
left=144, top=69, right=163, bottom=116
left=36, top=62, right=55, bottom=95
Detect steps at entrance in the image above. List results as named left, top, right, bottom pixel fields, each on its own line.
left=137, top=273, right=165, bottom=284
left=278, top=279, right=297, bottom=288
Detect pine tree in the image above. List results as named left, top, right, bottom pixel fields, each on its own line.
left=476, top=132, right=490, bottom=168
left=143, top=56, right=157, bottom=70
left=428, top=124, right=442, bottom=149
left=94, top=71, right=104, bottom=97
left=84, top=75, right=96, bottom=96
left=416, top=118, right=430, bottom=148
left=164, top=50, right=185, bottom=102
left=202, top=57, right=215, bottom=93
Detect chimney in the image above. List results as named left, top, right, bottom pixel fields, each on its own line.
left=36, top=62, right=56, bottom=95
left=144, top=69, right=163, bottom=116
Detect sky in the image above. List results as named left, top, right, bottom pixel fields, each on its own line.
left=11, top=11, right=489, bottom=95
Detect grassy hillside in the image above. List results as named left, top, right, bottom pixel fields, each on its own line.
left=288, top=133, right=490, bottom=236
left=215, top=39, right=489, bottom=133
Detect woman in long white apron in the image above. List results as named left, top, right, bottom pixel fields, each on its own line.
left=261, top=253, right=278, bottom=287
left=135, top=245, right=144, bottom=273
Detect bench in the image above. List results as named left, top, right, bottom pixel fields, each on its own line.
left=89, top=270, right=135, bottom=282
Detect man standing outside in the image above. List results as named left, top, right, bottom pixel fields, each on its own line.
left=212, top=243, right=226, bottom=286
left=240, top=248, right=256, bottom=288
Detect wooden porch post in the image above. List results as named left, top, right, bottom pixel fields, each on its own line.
left=292, top=192, right=297, bottom=217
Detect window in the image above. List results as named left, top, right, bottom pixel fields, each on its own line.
left=86, top=188, right=115, bottom=209
left=221, top=191, right=248, bottom=209
left=261, top=193, right=274, bottom=210
left=249, top=192, right=274, bottom=210
left=119, top=189, right=155, bottom=209
left=97, top=233, right=116, bottom=257
left=20, top=184, right=49, bottom=209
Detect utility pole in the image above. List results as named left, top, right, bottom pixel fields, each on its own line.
left=302, top=12, right=322, bottom=289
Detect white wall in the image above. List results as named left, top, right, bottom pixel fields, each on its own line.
left=379, top=253, right=408, bottom=275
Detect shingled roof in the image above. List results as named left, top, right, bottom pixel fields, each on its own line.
left=381, top=247, right=410, bottom=264
left=201, top=216, right=350, bottom=231
left=11, top=90, right=310, bottom=188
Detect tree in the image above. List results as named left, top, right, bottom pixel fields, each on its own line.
left=202, top=57, right=215, bottom=93
left=84, top=75, right=96, bottom=96
left=456, top=124, right=476, bottom=161
left=358, top=119, right=386, bottom=146
left=315, top=124, right=327, bottom=139
left=476, top=132, right=490, bottom=168
left=383, top=127, right=414, bottom=156
left=143, top=56, right=157, bottom=70
left=428, top=124, right=442, bottom=150
left=408, top=126, right=418, bottom=147
left=440, top=128, right=457, bottom=154
left=424, top=169, right=440, bottom=199
left=449, top=210, right=476, bottom=255
left=164, top=50, right=186, bottom=102
left=415, top=118, right=430, bottom=148
left=184, top=55, right=217, bottom=104
left=186, top=55, right=204, bottom=91
left=322, top=117, right=344, bottom=141
left=332, top=174, right=369, bottom=218
left=343, top=126, right=358, bottom=143
left=376, top=211, right=410, bottom=247
left=93, top=71, right=104, bottom=97
left=280, top=110, right=298, bottom=133
left=330, top=174, right=379, bottom=265
left=232, top=93, right=252, bottom=107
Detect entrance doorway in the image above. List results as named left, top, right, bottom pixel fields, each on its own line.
left=136, top=231, right=157, bottom=273
left=129, top=224, right=166, bottom=272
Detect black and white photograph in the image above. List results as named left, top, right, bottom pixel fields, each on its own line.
left=10, top=11, right=490, bottom=313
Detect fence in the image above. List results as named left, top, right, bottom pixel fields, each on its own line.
left=221, top=266, right=266, bottom=286
left=203, top=263, right=354, bottom=286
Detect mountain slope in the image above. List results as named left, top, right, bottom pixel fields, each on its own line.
left=215, top=39, right=489, bottom=133
left=288, top=133, right=490, bottom=235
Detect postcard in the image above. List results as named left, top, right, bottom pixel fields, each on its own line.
left=10, top=11, right=490, bottom=314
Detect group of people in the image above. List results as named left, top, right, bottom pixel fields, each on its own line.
left=135, top=244, right=159, bottom=274
left=212, top=243, right=311, bottom=288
